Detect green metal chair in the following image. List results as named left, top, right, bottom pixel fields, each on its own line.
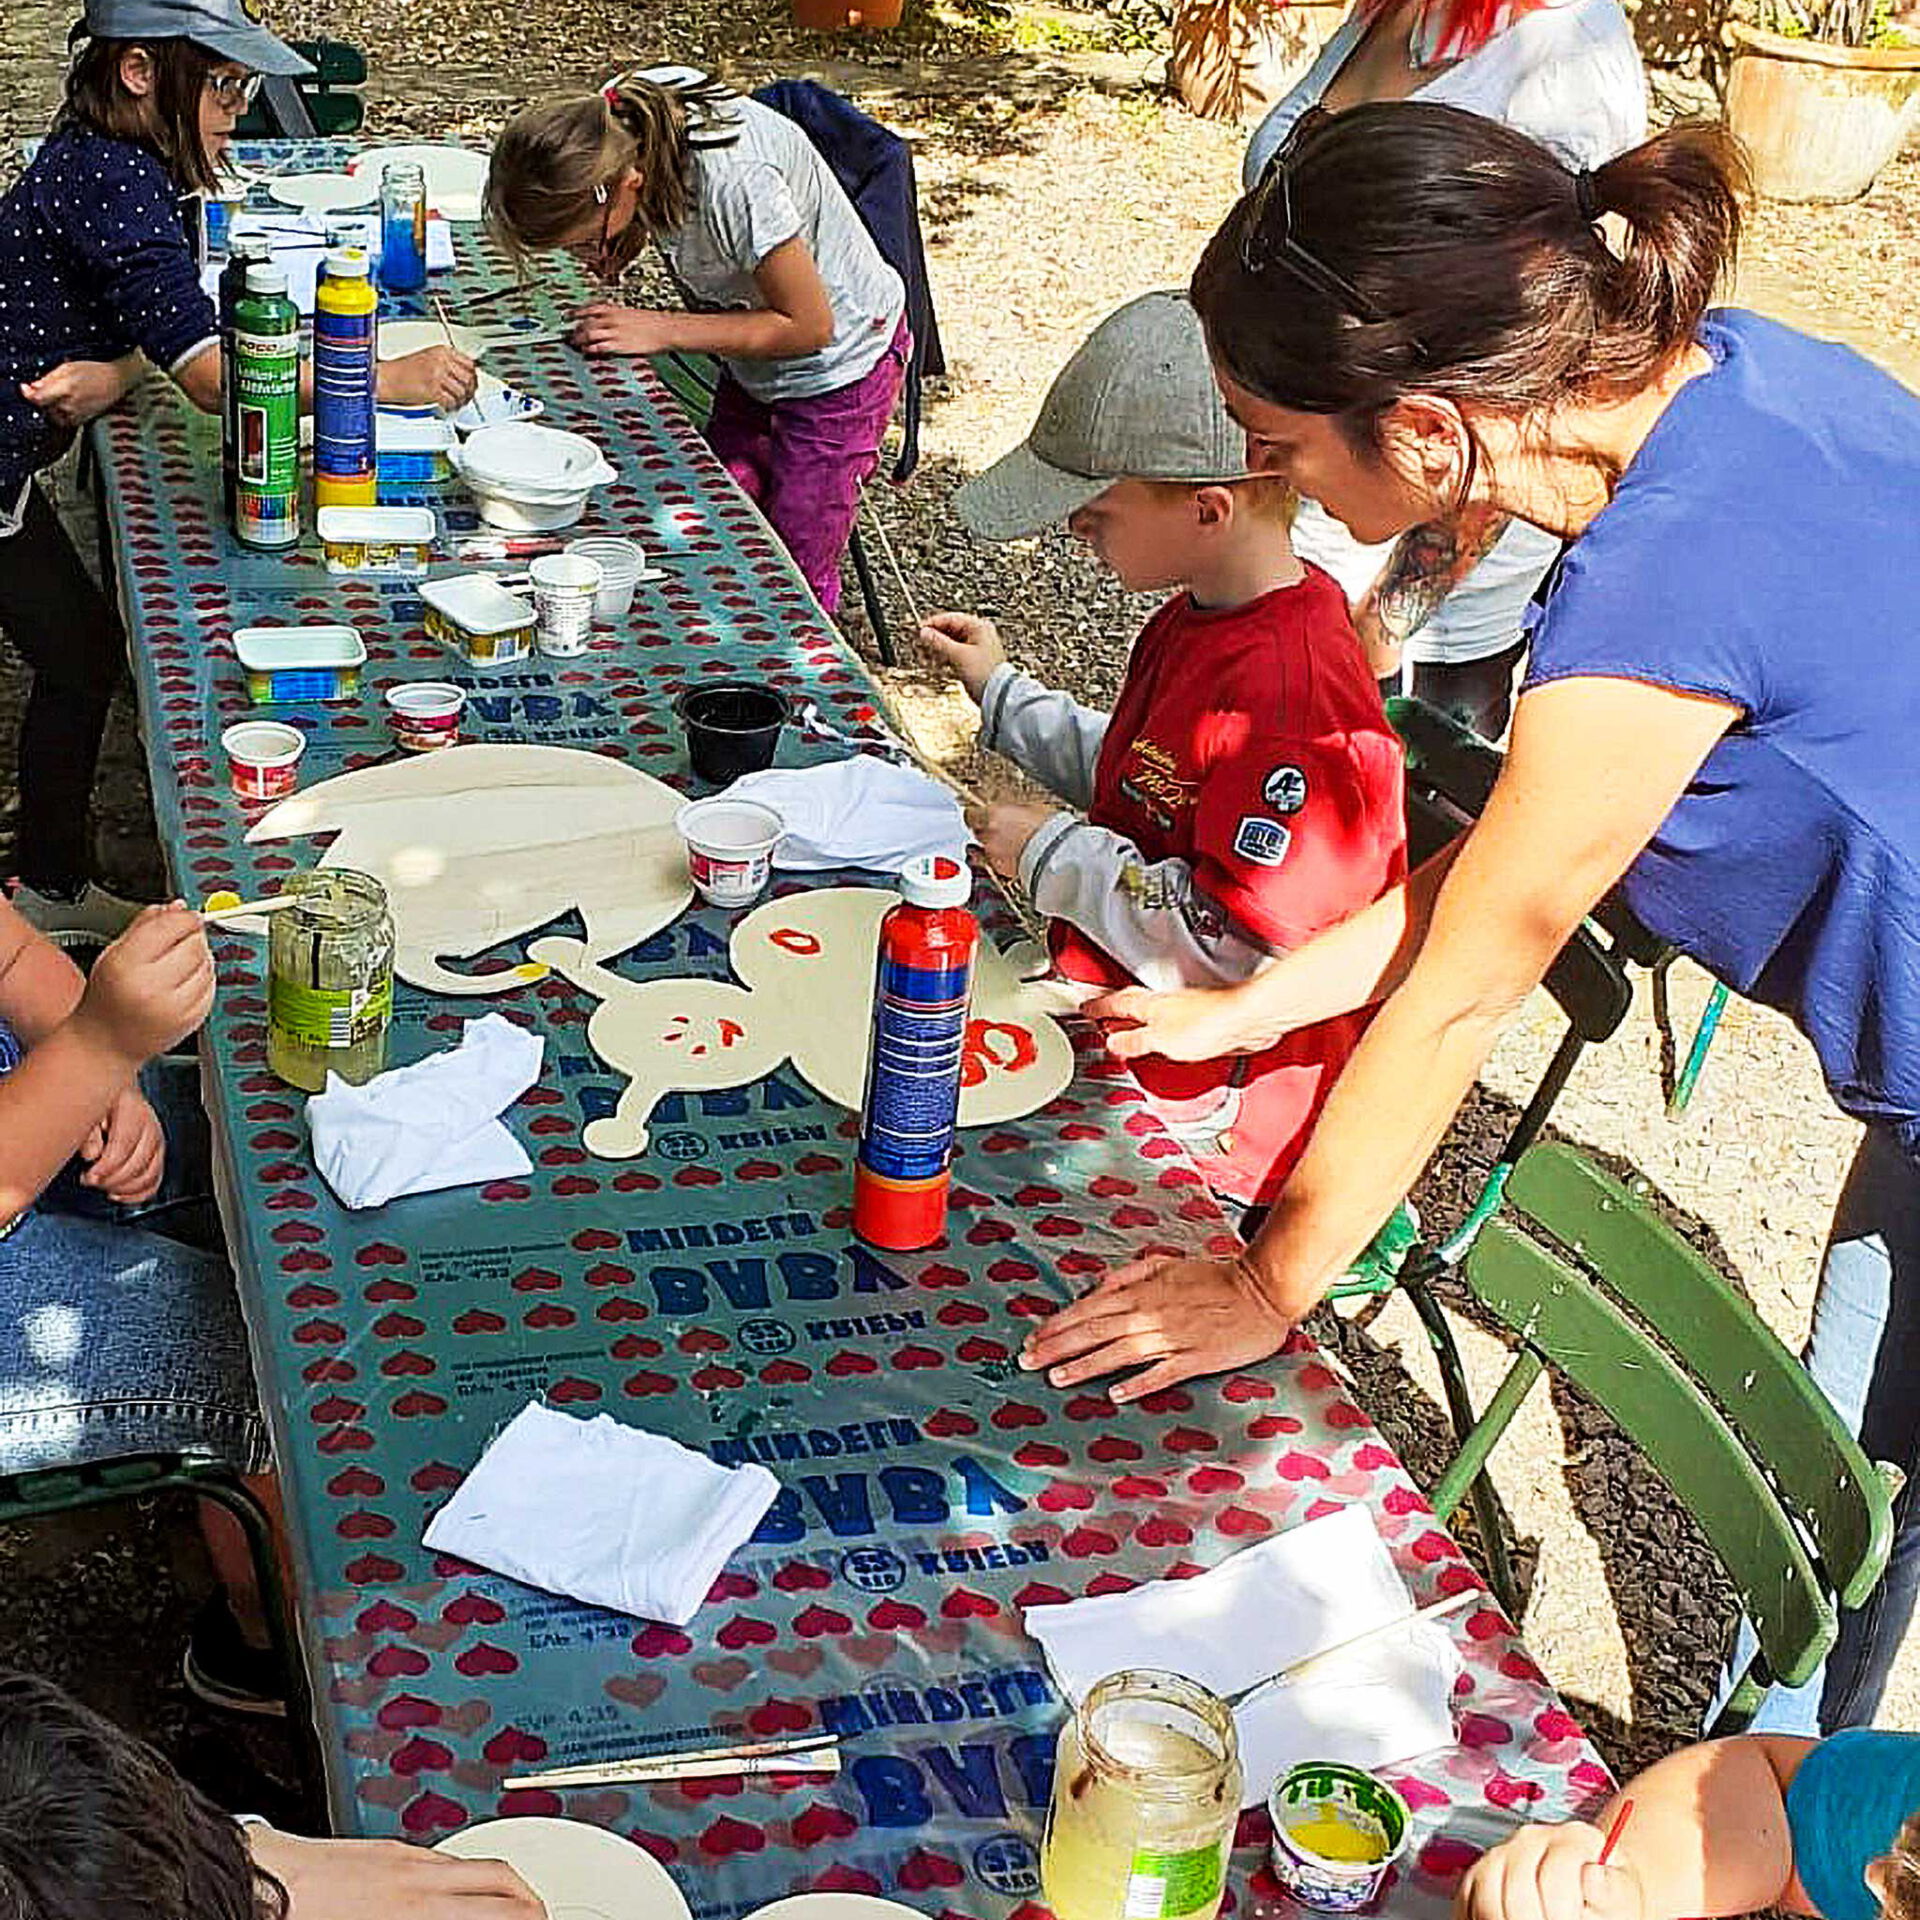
left=0, top=1453, right=326, bottom=1808
left=233, top=41, right=368, bottom=139
left=1328, top=697, right=1670, bottom=1609
left=1432, top=1141, right=1894, bottom=1729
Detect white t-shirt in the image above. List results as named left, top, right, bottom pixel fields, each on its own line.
left=657, top=95, right=906, bottom=406
left=1243, top=0, right=1646, bottom=665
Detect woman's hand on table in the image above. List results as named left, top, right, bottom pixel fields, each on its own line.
left=77, top=1086, right=165, bottom=1204
left=378, top=346, right=479, bottom=412
left=571, top=302, right=681, bottom=358
left=246, top=1829, right=544, bottom=1919
left=1454, top=1820, right=1645, bottom=1920
left=20, top=356, right=141, bottom=431
left=965, top=800, right=1054, bottom=881
left=71, top=904, right=214, bottom=1071
left=918, top=610, right=1007, bottom=702
left=1020, top=1251, right=1296, bottom=1401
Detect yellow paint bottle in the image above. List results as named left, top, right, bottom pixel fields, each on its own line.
left=313, top=247, right=379, bottom=512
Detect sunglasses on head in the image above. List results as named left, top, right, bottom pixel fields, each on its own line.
left=1238, top=108, right=1387, bottom=327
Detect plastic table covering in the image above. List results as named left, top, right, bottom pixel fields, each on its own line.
left=87, top=140, right=1612, bottom=1919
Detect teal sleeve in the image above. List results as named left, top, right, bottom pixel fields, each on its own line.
left=1786, top=1730, right=1920, bottom=1920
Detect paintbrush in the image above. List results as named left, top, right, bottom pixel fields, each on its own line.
left=1595, top=1799, right=1635, bottom=1866
left=505, top=1731, right=841, bottom=1791
left=1225, top=1587, right=1481, bottom=1710
left=200, top=892, right=307, bottom=926
left=430, top=293, right=458, bottom=351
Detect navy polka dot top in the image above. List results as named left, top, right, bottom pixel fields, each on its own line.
left=0, top=123, right=219, bottom=496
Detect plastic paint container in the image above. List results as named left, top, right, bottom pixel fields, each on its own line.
left=564, top=535, right=646, bottom=624
left=222, top=720, right=307, bottom=802
left=676, top=680, right=791, bottom=784
left=232, top=262, right=301, bottom=550
left=313, top=247, right=379, bottom=511
left=853, top=854, right=978, bottom=1252
left=316, top=505, right=436, bottom=577
left=234, top=624, right=368, bottom=704
left=418, top=573, right=536, bottom=667
left=530, top=551, right=602, bottom=657
left=1267, top=1764, right=1409, bottom=1914
left=385, top=682, right=467, bottom=753
left=675, top=797, right=783, bottom=909
left=375, top=414, right=457, bottom=489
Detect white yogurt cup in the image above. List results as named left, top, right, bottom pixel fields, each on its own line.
left=221, top=720, right=306, bottom=802
left=530, top=551, right=602, bottom=657
left=385, top=681, right=467, bottom=753
left=675, top=797, right=783, bottom=909
left=565, top=535, right=646, bottom=625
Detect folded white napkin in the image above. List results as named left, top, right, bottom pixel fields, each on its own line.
left=307, top=1014, right=542, bottom=1210
left=1022, top=1505, right=1460, bottom=1807
left=423, top=1402, right=780, bottom=1626
left=726, top=760, right=968, bottom=873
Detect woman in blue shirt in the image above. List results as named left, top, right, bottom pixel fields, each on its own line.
left=0, top=0, right=474, bottom=936
left=1019, top=102, right=1920, bottom=1733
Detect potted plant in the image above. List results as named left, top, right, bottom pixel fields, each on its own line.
left=1166, top=0, right=1346, bottom=122
left=1724, top=0, right=1920, bottom=200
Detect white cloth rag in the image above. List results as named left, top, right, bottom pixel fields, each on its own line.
left=307, top=1013, right=542, bottom=1210
left=726, top=759, right=968, bottom=873
left=422, top=1401, right=780, bottom=1626
left=1022, top=1504, right=1461, bottom=1806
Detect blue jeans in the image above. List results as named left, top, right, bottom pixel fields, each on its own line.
left=0, top=1057, right=266, bottom=1476
left=1729, top=1123, right=1920, bottom=1732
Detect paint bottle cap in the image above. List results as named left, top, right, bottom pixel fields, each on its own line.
left=899, top=853, right=970, bottom=910
left=244, top=262, right=289, bottom=295
left=324, top=246, right=371, bottom=278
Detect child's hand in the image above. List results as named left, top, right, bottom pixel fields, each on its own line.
left=379, top=347, right=478, bottom=412
left=78, top=1087, right=166, bottom=1204
left=1455, top=1821, right=1644, bottom=1920
left=71, top=904, right=214, bottom=1071
left=572, top=304, right=680, bottom=358
left=966, top=801, right=1056, bottom=881
left=919, top=612, right=1006, bottom=703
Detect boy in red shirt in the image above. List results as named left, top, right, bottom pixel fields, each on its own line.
left=922, top=290, right=1404, bottom=1212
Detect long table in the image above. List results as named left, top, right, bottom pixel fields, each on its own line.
left=92, top=141, right=1613, bottom=1918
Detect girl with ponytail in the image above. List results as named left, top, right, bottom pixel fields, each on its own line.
left=1029, top=102, right=1920, bottom=1740
left=486, top=68, right=909, bottom=614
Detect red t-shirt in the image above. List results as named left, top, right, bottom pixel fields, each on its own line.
left=1051, top=567, right=1407, bottom=1204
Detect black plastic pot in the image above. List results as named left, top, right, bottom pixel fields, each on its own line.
left=676, top=680, right=791, bottom=784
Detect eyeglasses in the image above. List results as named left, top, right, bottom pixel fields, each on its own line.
left=204, top=70, right=263, bottom=109
left=1239, top=110, right=1387, bottom=328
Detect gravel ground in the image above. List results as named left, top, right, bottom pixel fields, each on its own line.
left=1, top=0, right=1915, bottom=1813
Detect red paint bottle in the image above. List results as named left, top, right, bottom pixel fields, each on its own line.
left=853, top=854, right=979, bottom=1251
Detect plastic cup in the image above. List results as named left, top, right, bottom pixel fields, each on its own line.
left=676, top=680, right=791, bottom=784
left=222, top=720, right=306, bottom=802
left=675, top=797, right=783, bottom=909
left=1267, top=1763, right=1410, bottom=1914
left=530, top=552, right=602, bottom=657
left=385, top=681, right=467, bottom=753
left=565, top=536, right=646, bottom=625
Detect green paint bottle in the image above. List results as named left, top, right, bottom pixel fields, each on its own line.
left=232, top=260, right=301, bottom=550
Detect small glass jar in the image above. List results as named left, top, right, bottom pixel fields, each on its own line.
left=379, top=160, right=428, bottom=293
left=267, top=869, right=395, bottom=1092
left=1042, top=1670, right=1243, bottom=1920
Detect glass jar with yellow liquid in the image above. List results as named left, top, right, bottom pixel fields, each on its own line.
left=267, top=869, right=395, bottom=1091
left=1041, top=1670, right=1242, bottom=1920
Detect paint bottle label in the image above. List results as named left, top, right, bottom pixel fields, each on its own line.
left=233, top=317, right=300, bottom=550
left=314, top=260, right=378, bottom=510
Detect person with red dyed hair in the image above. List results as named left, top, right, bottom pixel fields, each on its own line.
left=1242, top=0, right=1646, bottom=739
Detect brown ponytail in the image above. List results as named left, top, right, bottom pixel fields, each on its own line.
left=485, top=69, right=740, bottom=269
left=1191, top=103, right=1748, bottom=452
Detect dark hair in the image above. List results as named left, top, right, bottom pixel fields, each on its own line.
left=1192, top=103, right=1746, bottom=454
left=486, top=70, right=740, bottom=273
left=0, top=1669, right=284, bottom=1919
left=56, top=31, right=225, bottom=196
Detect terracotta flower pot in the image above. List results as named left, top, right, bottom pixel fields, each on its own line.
left=791, top=0, right=904, bottom=29
left=1724, top=19, right=1920, bottom=201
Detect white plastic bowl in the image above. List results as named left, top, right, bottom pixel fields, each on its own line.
left=451, top=423, right=617, bottom=531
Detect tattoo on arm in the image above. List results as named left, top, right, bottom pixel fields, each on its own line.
left=1354, top=505, right=1511, bottom=672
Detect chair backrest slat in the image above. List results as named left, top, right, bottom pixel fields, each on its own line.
left=1466, top=1218, right=1836, bottom=1683
left=1505, top=1145, right=1892, bottom=1608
